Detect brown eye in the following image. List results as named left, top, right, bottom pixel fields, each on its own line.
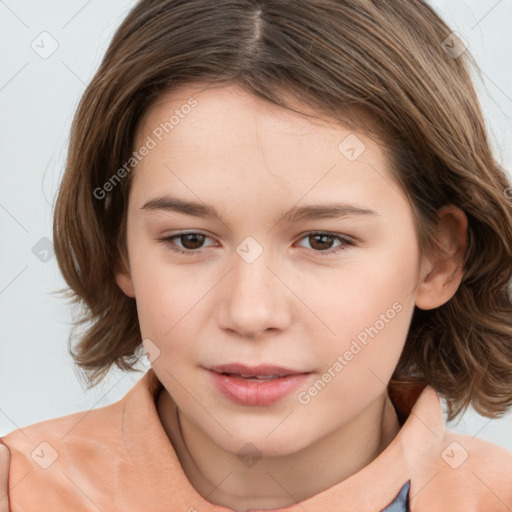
left=296, top=232, right=353, bottom=255
left=177, top=233, right=206, bottom=250
left=308, top=233, right=335, bottom=251
left=159, top=231, right=215, bottom=255
left=159, top=231, right=353, bottom=257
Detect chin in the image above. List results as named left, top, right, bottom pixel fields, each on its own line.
left=216, top=425, right=315, bottom=460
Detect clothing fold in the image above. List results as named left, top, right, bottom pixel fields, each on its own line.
left=2, top=369, right=511, bottom=511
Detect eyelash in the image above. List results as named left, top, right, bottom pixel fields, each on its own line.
left=158, top=231, right=354, bottom=257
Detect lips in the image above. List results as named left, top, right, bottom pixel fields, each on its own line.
left=206, top=364, right=312, bottom=406
left=206, top=363, right=307, bottom=379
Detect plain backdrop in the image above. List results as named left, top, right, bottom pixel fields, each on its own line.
left=1, top=0, right=511, bottom=452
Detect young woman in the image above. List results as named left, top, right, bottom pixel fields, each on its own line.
left=2, top=1, right=511, bottom=510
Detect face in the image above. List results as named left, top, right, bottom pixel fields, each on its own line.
left=116, top=82, right=426, bottom=457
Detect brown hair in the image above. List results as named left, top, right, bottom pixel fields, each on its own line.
left=53, top=0, right=512, bottom=421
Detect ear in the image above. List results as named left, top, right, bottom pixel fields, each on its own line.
left=114, top=255, right=136, bottom=298
left=415, top=205, right=467, bottom=310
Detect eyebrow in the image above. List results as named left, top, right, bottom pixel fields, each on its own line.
left=140, top=195, right=379, bottom=224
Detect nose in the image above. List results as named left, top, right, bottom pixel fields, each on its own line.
left=216, top=246, right=292, bottom=339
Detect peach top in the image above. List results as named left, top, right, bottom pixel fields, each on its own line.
left=1, top=369, right=511, bottom=511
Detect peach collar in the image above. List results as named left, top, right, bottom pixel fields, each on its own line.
left=115, top=369, right=445, bottom=511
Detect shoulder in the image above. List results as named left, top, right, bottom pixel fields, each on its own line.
left=0, top=397, right=127, bottom=484
left=0, top=400, right=127, bottom=509
left=419, top=429, right=512, bottom=511
left=1, top=397, right=125, bottom=454
left=1, top=371, right=154, bottom=470
left=0, top=373, right=154, bottom=508
left=441, top=429, right=512, bottom=475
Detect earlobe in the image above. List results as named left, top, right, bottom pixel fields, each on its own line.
left=115, top=260, right=136, bottom=298
left=415, top=205, right=467, bottom=311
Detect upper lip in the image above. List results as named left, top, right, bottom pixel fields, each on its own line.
left=206, top=363, right=310, bottom=378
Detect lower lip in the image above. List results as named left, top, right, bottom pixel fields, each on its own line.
left=207, top=370, right=311, bottom=406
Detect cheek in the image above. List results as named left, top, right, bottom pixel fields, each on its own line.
left=303, top=293, right=413, bottom=423
left=310, top=244, right=417, bottom=383
left=128, top=238, right=195, bottom=328
left=131, top=260, right=214, bottom=368
left=135, top=278, right=198, bottom=342
left=309, top=248, right=417, bottom=339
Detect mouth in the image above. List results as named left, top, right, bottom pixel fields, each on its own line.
left=206, top=363, right=309, bottom=380
left=212, top=372, right=288, bottom=382
left=205, top=363, right=312, bottom=406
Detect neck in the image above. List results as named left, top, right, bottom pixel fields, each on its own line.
left=157, top=389, right=401, bottom=512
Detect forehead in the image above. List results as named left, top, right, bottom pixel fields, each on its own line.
left=129, top=83, right=405, bottom=218
left=137, top=83, right=349, bottom=153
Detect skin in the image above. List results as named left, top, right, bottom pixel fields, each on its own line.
left=0, top=445, right=8, bottom=512
left=115, top=82, right=467, bottom=512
